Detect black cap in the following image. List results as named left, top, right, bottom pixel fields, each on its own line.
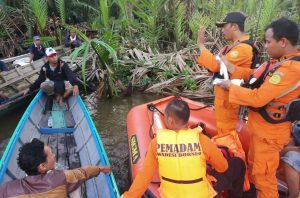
left=216, top=12, right=246, bottom=27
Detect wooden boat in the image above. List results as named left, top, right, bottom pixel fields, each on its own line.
left=0, top=91, right=120, bottom=197
left=127, top=95, right=298, bottom=197
left=0, top=47, right=83, bottom=117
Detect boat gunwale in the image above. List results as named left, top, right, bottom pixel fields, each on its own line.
left=128, top=95, right=214, bottom=115
left=0, top=91, right=42, bottom=183
left=0, top=91, right=120, bottom=198
left=77, top=96, right=120, bottom=198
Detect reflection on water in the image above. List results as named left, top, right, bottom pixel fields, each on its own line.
left=84, top=93, right=162, bottom=193
left=0, top=93, right=162, bottom=194
left=0, top=106, right=27, bottom=157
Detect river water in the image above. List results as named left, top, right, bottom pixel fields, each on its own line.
left=0, top=93, right=161, bottom=194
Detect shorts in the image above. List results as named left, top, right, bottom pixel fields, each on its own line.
left=292, top=124, right=300, bottom=146
left=41, top=80, right=73, bottom=95
left=281, top=151, right=300, bottom=172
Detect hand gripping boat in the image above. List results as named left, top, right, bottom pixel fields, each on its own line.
left=0, top=91, right=120, bottom=198
left=126, top=96, right=298, bottom=197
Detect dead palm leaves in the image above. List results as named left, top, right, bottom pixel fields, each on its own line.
left=120, top=46, right=214, bottom=99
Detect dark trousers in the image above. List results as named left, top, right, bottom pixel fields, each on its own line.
left=0, top=61, right=8, bottom=71
left=210, top=157, right=246, bottom=198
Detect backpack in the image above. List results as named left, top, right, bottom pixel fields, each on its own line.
left=214, top=39, right=260, bottom=80
left=240, top=40, right=260, bottom=69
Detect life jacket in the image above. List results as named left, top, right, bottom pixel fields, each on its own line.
left=242, top=59, right=277, bottom=89
left=157, top=128, right=214, bottom=198
left=243, top=56, right=300, bottom=124
left=211, top=132, right=245, bottom=160
left=206, top=145, right=234, bottom=173
left=214, top=40, right=259, bottom=80
left=211, top=131, right=250, bottom=191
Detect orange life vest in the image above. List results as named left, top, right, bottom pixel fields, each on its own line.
left=211, top=131, right=250, bottom=191
left=244, top=56, right=300, bottom=124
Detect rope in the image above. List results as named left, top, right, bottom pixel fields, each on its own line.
left=189, top=105, right=211, bottom=111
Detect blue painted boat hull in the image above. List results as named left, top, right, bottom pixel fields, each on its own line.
left=0, top=91, right=120, bottom=197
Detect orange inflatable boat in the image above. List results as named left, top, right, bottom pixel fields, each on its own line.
left=126, top=96, right=297, bottom=197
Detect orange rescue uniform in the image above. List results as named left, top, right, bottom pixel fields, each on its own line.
left=228, top=49, right=300, bottom=198
left=197, top=35, right=253, bottom=134
left=123, top=132, right=228, bottom=198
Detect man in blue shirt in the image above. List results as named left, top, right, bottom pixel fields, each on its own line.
left=28, top=36, right=46, bottom=63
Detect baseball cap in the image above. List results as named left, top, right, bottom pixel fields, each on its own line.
left=45, top=47, right=57, bottom=57
left=33, top=36, right=40, bottom=41
left=216, top=12, right=246, bottom=27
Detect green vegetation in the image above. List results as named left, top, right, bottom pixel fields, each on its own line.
left=0, top=0, right=299, bottom=98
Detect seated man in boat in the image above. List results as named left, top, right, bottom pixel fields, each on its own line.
left=122, top=99, right=246, bottom=198
left=0, top=138, right=111, bottom=197
left=64, top=30, right=82, bottom=49
left=28, top=35, right=46, bottom=63
left=27, top=47, right=79, bottom=105
left=0, top=60, right=8, bottom=72
left=281, top=124, right=300, bottom=198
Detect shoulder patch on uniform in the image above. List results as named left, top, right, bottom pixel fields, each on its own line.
left=229, top=50, right=239, bottom=58
left=273, top=71, right=284, bottom=76
left=269, top=74, right=281, bottom=84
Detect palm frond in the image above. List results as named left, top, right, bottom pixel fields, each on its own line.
left=256, top=0, right=280, bottom=38
left=0, top=4, right=24, bottom=38
left=55, top=0, right=66, bottom=23
left=174, top=1, right=187, bottom=47
left=112, top=0, right=133, bottom=35
left=71, top=0, right=100, bottom=15
left=69, top=43, right=88, bottom=65
left=245, top=0, right=256, bottom=15
left=26, top=0, right=48, bottom=32
left=100, top=28, right=119, bottom=51
left=99, top=0, right=110, bottom=27
left=81, top=41, right=91, bottom=87
left=188, top=11, right=211, bottom=40
left=91, top=39, right=118, bottom=73
left=113, top=0, right=129, bottom=19
left=129, top=0, right=166, bottom=48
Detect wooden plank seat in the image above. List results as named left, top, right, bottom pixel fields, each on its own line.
left=38, top=96, right=78, bottom=168
left=38, top=97, right=76, bottom=130
left=39, top=133, right=85, bottom=198
left=40, top=133, right=81, bottom=170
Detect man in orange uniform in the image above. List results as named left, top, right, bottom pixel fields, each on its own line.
left=197, top=12, right=254, bottom=191
left=197, top=11, right=254, bottom=135
left=122, top=99, right=247, bottom=198
left=218, top=17, right=300, bottom=198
